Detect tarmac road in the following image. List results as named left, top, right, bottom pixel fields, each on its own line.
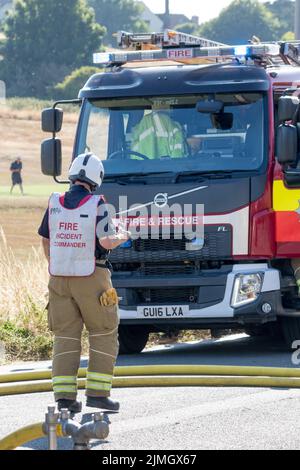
left=1, top=334, right=300, bottom=450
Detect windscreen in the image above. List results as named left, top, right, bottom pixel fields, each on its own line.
left=77, top=93, right=267, bottom=177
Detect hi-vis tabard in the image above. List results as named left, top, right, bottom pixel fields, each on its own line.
left=49, top=193, right=101, bottom=277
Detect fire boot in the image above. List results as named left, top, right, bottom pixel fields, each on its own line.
left=57, top=399, right=82, bottom=414
left=86, top=397, right=120, bottom=411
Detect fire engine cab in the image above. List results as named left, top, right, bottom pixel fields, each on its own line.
left=41, top=30, right=300, bottom=353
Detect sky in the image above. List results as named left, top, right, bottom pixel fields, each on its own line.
left=142, top=0, right=275, bottom=24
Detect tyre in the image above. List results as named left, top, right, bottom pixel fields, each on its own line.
left=280, top=317, right=300, bottom=350
left=245, top=323, right=283, bottom=341
left=245, top=326, right=267, bottom=337
left=118, top=325, right=149, bottom=354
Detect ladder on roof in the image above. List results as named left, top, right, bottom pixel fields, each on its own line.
left=93, top=30, right=300, bottom=68
left=280, top=41, right=300, bottom=65
left=116, top=30, right=226, bottom=50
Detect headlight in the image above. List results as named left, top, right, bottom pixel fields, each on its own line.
left=231, top=273, right=263, bottom=308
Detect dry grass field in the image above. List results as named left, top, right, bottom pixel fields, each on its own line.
left=0, top=100, right=210, bottom=362
left=0, top=101, right=76, bottom=254
left=0, top=102, right=78, bottom=186
left=0, top=101, right=76, bottom=360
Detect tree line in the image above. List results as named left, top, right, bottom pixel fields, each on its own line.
left=178, top=0, right=295, bottom=44
left=0, top=0, right=296, bottom=99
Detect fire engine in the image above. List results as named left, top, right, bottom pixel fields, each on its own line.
left=41, top=30, right=300, bottom=353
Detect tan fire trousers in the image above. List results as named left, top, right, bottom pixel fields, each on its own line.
left=47, top=265, right=119, bottom=401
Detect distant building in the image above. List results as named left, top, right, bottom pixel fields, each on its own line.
left=138, top=2, right=199, bottom=32
left=137, top=1, right=163, bottom=32
left=159, top=13, right=189, bottom=29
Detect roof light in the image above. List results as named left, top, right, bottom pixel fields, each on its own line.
left=93, top=52, right=113, bottom=65
left=92, top=34, right=297, bottom=67
left=234, top=45, right=249, bottom=56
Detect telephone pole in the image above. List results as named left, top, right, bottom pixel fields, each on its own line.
left=296, top=0, right=300, bottom=40
left=163, top=0, right=171, bottom=29
left=165, top=0, right=170, bottom=16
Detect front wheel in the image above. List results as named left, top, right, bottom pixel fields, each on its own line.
left=280, top=317, right=300, bottom=350
left=245, top=323, right=283, bottom=340
left=118, top=325, right=150, bottom=355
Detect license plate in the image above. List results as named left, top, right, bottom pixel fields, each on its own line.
left=137, top=305, right=189, bottom=319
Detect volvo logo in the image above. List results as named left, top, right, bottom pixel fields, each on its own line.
left=154, top=193, right=168, bottom=208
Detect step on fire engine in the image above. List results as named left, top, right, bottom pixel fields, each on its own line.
left=41, top=30, right=300, bottom=353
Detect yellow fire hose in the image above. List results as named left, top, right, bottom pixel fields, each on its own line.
left=2, top=373, right=300, bottom=397
left=0, top=423, right=64, bottom=451
left=2, top=364, right=300, bottom=384
left=2, top=365, right=300, bottom=450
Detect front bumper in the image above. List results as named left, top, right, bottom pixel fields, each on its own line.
left=113, top=263, right=281, bottom=327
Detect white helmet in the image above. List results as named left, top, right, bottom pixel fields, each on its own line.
left=69, top=153, right=104, bottom=189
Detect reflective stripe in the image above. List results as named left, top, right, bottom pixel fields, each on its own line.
left=89, top=326, right=119, bottom=337
left=90, top=348, right=116, bottom=359
left=87, top=375, right=112, bottom=385
left=52, top=376, right=77, bottom=384
left=86, top=381, right=112, bottom=391
left=153, top=113, right=168, bottom=138
left=173, top=143, right=183, bottom=150
left=139, top=127, right=155, bottom=142
left=87, top=372, right=112, bottom=383
left=53, top=350, right=80, bottom=358
left=55, top=336, right=81, bottom=342
left=170, top=127, right=180, bottom=137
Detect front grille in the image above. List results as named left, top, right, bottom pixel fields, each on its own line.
left=134, top=238, right=186, bottom=252
left=137, top=287, right=198, bottom=304
left=110, top=227, right=232, bottom=263
left=140, top=264, right=197, bottom=276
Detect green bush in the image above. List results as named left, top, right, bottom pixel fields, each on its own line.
left=0, top=320, right=53, bottom=362
left=54, top=66, right=103, bottom=100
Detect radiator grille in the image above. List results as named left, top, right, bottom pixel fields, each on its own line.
left=110, top=227, right=232, bottom=263
left=137, top=287, right=198, bottom=304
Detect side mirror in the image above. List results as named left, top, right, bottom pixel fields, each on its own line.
left=41, top=108, right=63, bottom=133
left=278, top=96, right=299, bottom=123
left=41, top=138, right=62, bottom=176
left=277, top=124, right=298, bottom=165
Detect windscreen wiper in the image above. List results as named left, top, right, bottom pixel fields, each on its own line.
left=175, top=170, right=244, bottom=181
left=105, top=171, right=177, bottom=183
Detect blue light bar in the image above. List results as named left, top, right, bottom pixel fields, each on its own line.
left=234, top=45, right=249, bottom=56
left=93, top=52, right=114, bottom=64
left=93, top=43, right=281, bottom=66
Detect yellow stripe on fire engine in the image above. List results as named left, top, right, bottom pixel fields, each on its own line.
left=273, top=180, right=300, bottom=212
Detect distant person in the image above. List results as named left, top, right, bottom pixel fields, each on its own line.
left=10, top=157, right=24, bottom=195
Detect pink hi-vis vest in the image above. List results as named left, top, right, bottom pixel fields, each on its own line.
left=49, top=192, right=101, bottom=277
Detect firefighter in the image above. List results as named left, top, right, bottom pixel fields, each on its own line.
left=131, top=109, right=189, bottom=159
left=38, top=153, right=131, bottom=413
